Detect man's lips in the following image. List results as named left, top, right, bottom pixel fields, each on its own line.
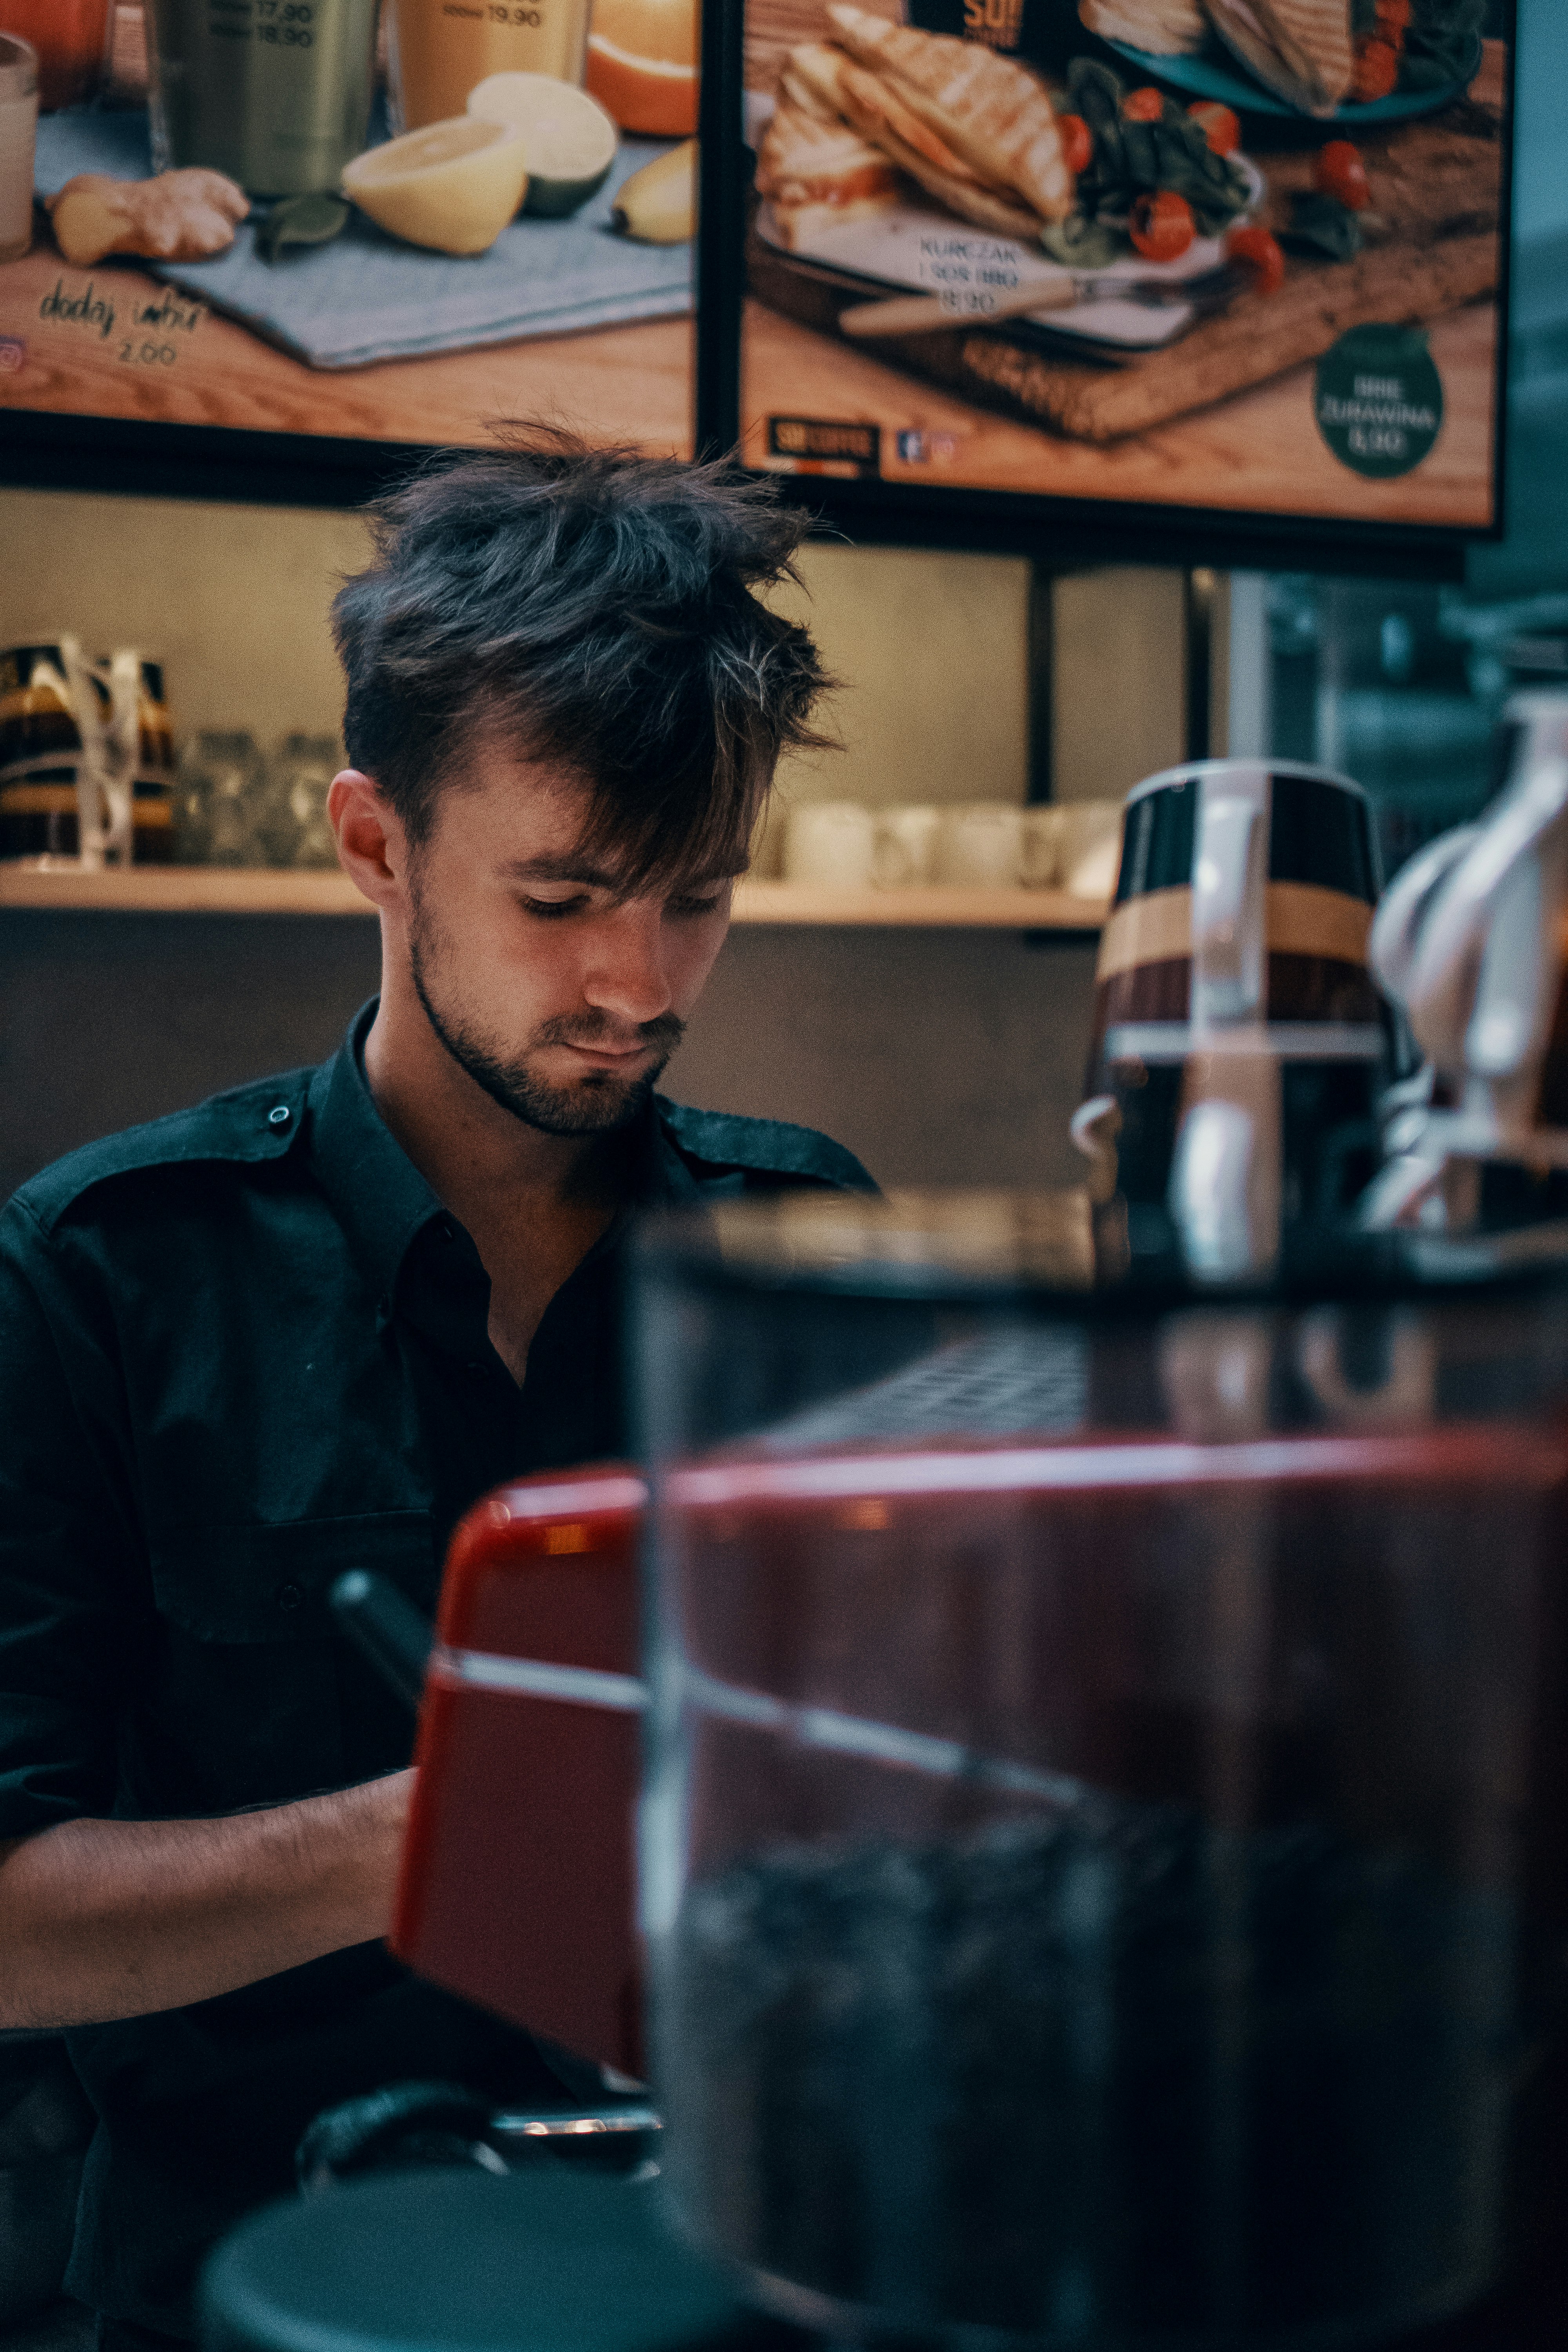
left=557, top=1037, right=656, bottom=1070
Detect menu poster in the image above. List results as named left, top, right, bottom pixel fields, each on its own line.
left=0, top=0, right=696, bottom=473
left=739, top=0, right=1511, bottom=535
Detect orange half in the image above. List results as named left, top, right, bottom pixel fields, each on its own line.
left=585, top=0, right=697, bottom=136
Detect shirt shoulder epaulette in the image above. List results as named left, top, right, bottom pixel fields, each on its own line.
left=655, top=1098, right=877, bottom=1195
left=11, top=1067, right=316, bottom=1240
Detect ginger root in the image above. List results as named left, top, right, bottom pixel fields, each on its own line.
left=47, top=171, right=250, bottom=267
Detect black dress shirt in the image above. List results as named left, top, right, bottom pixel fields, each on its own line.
left=0, top=1000, right=873, bottom=2336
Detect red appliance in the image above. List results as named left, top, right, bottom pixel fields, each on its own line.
left=390, top=1467, right=647, bottom=2078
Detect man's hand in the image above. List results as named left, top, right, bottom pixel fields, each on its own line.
left=0, top=1769, right=415, bottom=2030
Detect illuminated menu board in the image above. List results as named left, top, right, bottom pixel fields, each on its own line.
left=733, top=0, right=1511, bottom=541
left=0, top=0, right=697, bottom=481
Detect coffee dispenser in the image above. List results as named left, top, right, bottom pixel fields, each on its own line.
left=384, top=1179, right=1568, bottom=2349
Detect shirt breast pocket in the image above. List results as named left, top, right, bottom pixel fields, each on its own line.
left=145, top=1513, right=437, bottom=1815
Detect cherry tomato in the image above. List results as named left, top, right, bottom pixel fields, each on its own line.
left=1187, top=100, right=1241, bottom=156
left=1130, top=189, right=1195, bottom=263
left=1315, top=138, right=1370, bottom=210
left=1057, top=112, right=1093, bottom=176
left=1122, top=86, right=1166, bottom=122
left=1225, top=223, right=1286, bottom=295
left=1352, top=35, right=1400, bottom=100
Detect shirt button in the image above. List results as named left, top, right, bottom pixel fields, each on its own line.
left=268, top=1104, right=291, bottom=1127
left=276, top=1581, right=303, bottom=1613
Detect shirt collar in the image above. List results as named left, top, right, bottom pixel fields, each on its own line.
left=307, top=1000, right=447, bottom=1314
left=307, top=998, right=700, bottom=1313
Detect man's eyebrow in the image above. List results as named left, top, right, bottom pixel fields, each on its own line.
left=496, top=854, right=750, bottom=889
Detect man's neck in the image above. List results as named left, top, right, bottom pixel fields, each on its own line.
left=363, top=966, right=615, bottom=1219
left=361, top=962, right=628, bottom=1383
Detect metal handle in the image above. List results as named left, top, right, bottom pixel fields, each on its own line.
left=490, top=2105, right=661, bottom=2143
left=1192, top=781, right=1268, bottom=1028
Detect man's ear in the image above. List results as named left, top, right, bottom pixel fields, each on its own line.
left=329, top=771, right=408, bottom=912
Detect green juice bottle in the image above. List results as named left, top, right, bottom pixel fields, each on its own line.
left=146, top=0, right=380, bottom=198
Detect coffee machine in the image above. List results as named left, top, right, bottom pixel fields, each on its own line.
left=208, top=724, right=1568, bottom=2352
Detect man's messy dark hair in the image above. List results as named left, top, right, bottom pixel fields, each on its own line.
left=333, top=428, right=835, bottom=887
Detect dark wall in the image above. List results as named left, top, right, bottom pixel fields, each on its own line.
left=0, top=913, right=1099, bottom=1201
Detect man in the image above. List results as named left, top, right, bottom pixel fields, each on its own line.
left=0, top=434, right=874, bottom=2345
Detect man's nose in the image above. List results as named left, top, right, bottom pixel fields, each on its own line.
left=581, top=904, right=675, bottom=1026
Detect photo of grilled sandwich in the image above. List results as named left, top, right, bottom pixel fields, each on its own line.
left=1203, top=0, right=1355, bottom=115
left=1078, top=0, right=1207, bottom=57
left=756, top=46, right=904, bottom=250
left=754, top=2, right=1076, bottom=252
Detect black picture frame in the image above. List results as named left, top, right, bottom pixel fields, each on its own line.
left=0, top=403, right=435, bottom=508
left=698, top=0, right=1516, bottom=582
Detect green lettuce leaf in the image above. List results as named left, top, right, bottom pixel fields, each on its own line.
left=1281, top=192, right=1363, bottom=260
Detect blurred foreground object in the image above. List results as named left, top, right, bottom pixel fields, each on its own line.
left=1077, top=757, right=1392, bottom=1285
left=1365, top=691, right=1568, bottom=1253
left=377, top=1189, right=1568, bottom=2347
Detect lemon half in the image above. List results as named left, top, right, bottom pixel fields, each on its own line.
left=611, top=139, right=695, bottom=245
left=466, top=74, right=619, bottom=219
left=342, top=118, right=527, bottom=256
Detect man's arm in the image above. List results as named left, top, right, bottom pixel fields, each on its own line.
left=0, top=1769, right=414, bottom=2030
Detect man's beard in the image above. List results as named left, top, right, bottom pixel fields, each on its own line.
left=408, top=892, right=684, bottom=1139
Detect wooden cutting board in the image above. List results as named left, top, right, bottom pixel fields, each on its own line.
left=746, top=42, right=1506, bottom=446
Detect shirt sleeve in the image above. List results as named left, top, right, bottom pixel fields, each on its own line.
left=0, top=1197, right=145, bottom=1840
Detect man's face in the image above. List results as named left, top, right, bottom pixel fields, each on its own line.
left=402, top=743, right=743, bottom=1138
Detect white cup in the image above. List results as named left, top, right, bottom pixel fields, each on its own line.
left=1057, top=800, right=1123, bottom=898
left=871, top=804, right=941, bottom=888
left=935, top=801, right=1022, bottom=888
left=783, top=800, right=876, bottom=889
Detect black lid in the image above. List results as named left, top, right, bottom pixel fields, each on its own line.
left=200, top=2171, right=773, bottom=2352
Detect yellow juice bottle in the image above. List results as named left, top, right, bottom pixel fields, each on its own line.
left=388, top=0, right=592, bottom=129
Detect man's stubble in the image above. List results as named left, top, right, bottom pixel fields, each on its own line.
left=406, top=874, right=684, bottom=1139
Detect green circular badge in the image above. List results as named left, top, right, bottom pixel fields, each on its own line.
left=1314, top=324, right=1443, bottom=479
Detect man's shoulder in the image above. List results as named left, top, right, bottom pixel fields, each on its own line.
left=655, top=1098, right=877, bottom=1195
left=10, top=1066, right=318, bottom=1240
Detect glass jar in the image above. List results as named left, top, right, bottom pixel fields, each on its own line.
left=259, top=734, right=340, bottom=868
left=172, top=730, right=265, bottom=866
left=146, top=0, right=379, bottom=196
left=630, top=1192, right=1568, bottom=2349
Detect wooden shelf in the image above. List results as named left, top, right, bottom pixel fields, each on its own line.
left=0, top=866, right=371, bottom=915
left=733, top=882, right=1106, bottom=929
left=0, top=866, right=1109, bottom=930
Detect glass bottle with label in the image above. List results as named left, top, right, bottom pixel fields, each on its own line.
left=388, top=0, right=592, bottom=132
left=146, top=0, right=380, bottom=196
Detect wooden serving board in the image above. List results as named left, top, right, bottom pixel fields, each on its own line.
left=746, top=41, right=1505, bottom=446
